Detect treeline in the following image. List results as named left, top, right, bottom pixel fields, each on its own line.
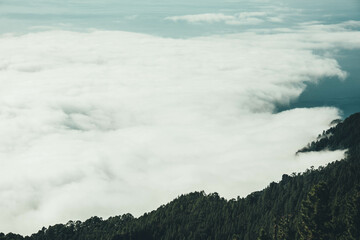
left=297, top=112, right=360, bottom=153
left=1, top=113, right=360, bottom=240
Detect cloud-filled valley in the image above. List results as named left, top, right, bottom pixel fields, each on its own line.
left=0, top=21, right=360, bottom=234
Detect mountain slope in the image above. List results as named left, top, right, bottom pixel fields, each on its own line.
left=298, top=112, right=360, bottom=153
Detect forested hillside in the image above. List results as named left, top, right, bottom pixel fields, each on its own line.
left=298, top=112, right=360, bottom=153
left=2, top=113, right=360, bottom=240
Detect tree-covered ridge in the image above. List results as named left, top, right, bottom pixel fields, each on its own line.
left=1, top=113, right=360, bottom=240
left=297, top=112, right=360, bottom=153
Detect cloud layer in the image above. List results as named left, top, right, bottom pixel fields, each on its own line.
left=165, top=11, right=285, bottom=25
left=0, top=22, right=360, bottom=234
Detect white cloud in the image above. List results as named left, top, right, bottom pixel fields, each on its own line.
left=225, top=17, right=264, bottom=26
left=0, top=22, right=359, bottom=234
left=165, top=13, right=236, bottom=23
left=165, top=12, right=271, bottom=25
left=267, top=16, right=283, bottom=23
left=165, top=10, right=296, bottom=26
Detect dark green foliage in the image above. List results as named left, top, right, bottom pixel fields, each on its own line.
left=298, top=182, right=332, bottom=240
left=276, top=214, right=294, bottom=240
left=257, top=228, right=271, bottom=240
left=1, top=112, right=360, bottom=240
left=345, top=185, right=360, bottom=239
left=0, top=233, right=24, bottom=240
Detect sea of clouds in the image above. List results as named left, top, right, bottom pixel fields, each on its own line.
left=0, top=21, right=360, bottom=234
